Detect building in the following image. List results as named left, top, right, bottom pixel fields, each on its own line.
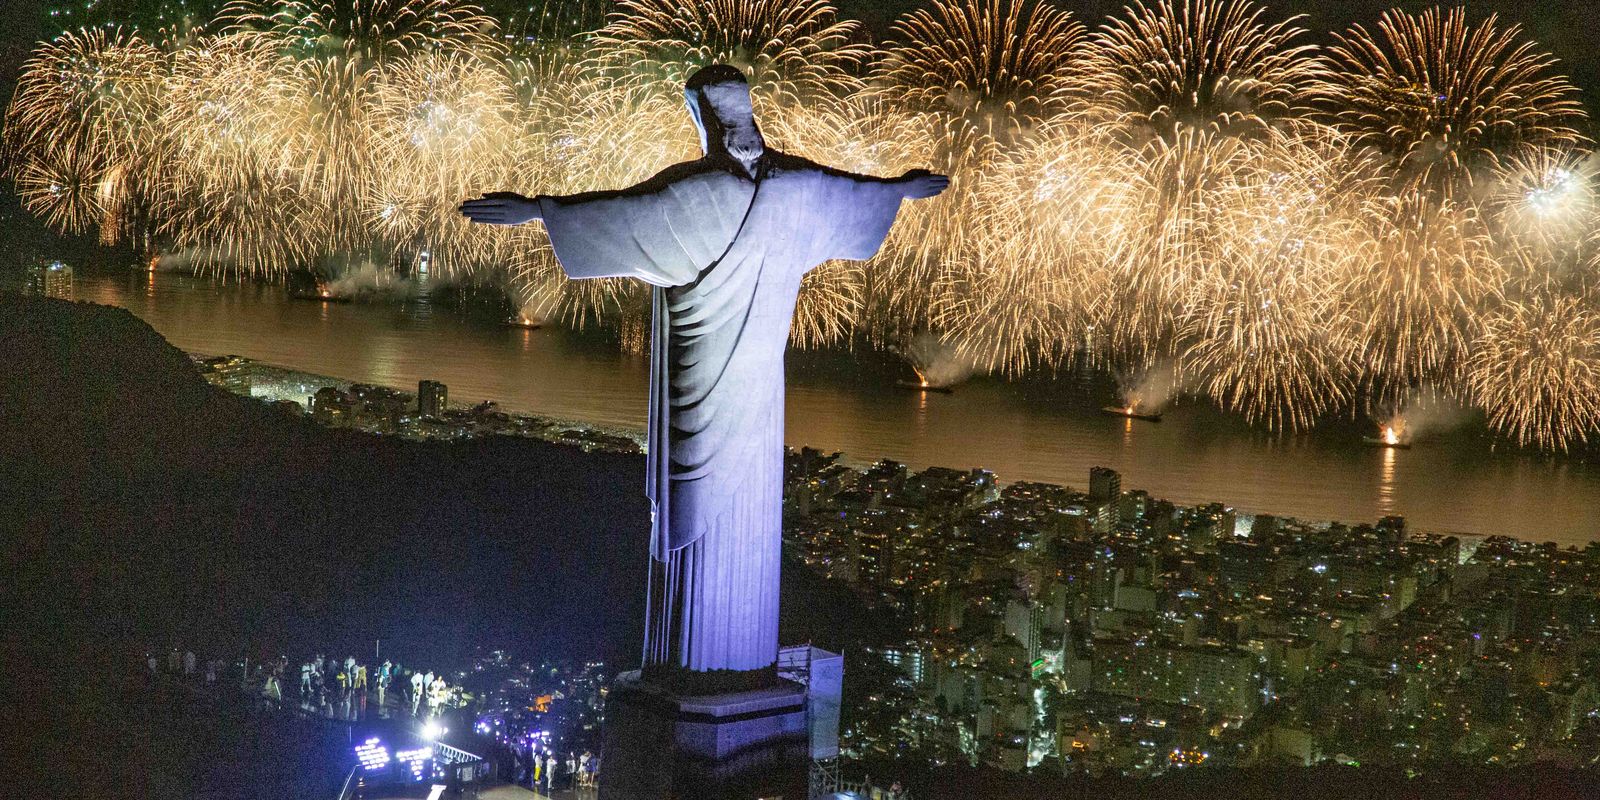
left=25, top=261, right=73, bottom=300
left=1093, top=640, right=1262, bottom=719
left=201, top=355, right=252, bottom=394
left=878, top=646, right=927, bottom=685
left=1376, top=515, right=1407, bottom=545
left=1090, top=467, right=1122, bottom=531
left=418, top=379, right=448, bottom=417
left=310, top=386, right=351, bottom=426
left=1089, top=466, right=1121, bottom=504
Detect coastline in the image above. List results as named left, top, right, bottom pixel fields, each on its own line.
left=189, top=351, right=1497, bottom=550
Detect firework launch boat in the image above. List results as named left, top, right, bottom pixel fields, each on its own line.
left=897, top=379, right=954, bottom=394
left=1101, top=405, right=1162, bottom=422
left=290, top=288, right=352, bottom=303
left=504, top=315, right=542, bottom=329
left=1363, top=438, right=1414, bottom=451
left=1364, top=426, right=1412, bottom=449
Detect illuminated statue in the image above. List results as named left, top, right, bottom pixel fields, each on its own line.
left=462, top=65, right=947, bottom=672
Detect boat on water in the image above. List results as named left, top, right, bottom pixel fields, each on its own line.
left=504, top=315, right=542, bottom=329
left=1101, top=405, right=1163, bottom=422
left=897, top=379, right=954, bottom=394
left=1363, top=436, right=1411, bottom=449
left=291, top=290, right=351, bottom=304
left=1365, top=425, right=1412, bottom=449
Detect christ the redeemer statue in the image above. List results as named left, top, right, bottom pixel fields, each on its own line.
left=462, top=65, right=947, bottom=674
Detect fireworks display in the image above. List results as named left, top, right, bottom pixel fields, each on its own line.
left=6, top=0, right=1600, bottom=450
left=1322, top=7, right=1585, bottom=199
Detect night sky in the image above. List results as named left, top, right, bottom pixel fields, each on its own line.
left=6, top=1, right=1600, bottom=108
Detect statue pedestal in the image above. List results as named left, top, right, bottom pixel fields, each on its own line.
left=598, top=670, right=809, bottom=799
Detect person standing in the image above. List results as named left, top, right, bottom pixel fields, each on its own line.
left=544, top=754, right=556, bottom=794
left=411, top=670, right=425, bottom=715
left=565, top=753, right=577, bottom=789
left=377, top=661, right=391, bottom=708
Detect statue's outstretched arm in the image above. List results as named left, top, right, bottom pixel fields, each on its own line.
left=889, top=168, right=950, bottom=200
left=460, top=161, right=729, bottom=227
left=458, top=191, right=541, bottom=226
left=802, top=157, right=949, bottom=201
left=793, top=161, right=949, bottom=265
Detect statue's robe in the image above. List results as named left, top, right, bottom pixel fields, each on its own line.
left=537, top=151, right=907, bottom=671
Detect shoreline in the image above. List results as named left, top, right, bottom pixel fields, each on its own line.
left=191, top=350, right=1500, bottom=550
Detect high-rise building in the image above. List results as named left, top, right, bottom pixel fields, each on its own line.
left=1250, top=514, right=1280, bottom=538
left=1004, top=599, right=1045, bottom=661
left=1089, top=467, right=1122, bottom=531
left=25, top=261, right=73, bottom=300
left=1198, top=502, right=1238, bottom=540
left=878, top=646, right=927, bottom=685
left=418, top=379, right=447, bottom=417
left=1118, top=489, right=1149, bottom=524
left=1088, top=466, right=1121, bottom=504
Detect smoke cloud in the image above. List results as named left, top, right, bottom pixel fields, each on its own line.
left=1118, top=360, right=1184, bottom=413
left=900, top=331, right=979, bottom=388
left=1380, top=386, right=1474, bottom=442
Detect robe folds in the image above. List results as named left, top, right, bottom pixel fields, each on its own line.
left=538, top=151, right=906, bottom=671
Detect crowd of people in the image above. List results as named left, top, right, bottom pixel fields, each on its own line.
left=144, top=644, right=605, bottom=793
left=143, top=645, right=463, bottom=723
left=144, top=647, right=227, bottom=686
left=514, top=746, right=598, bottom=793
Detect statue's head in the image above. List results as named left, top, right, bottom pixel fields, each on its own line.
left=685, top=64, right=764, bottom=177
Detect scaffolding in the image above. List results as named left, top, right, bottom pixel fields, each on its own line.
left=778, top=643, right=849, bottom=799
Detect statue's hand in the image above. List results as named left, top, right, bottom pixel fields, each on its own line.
left=459, top=192, right=541, bottom=226
left=897, top=169, right=950, bottom=200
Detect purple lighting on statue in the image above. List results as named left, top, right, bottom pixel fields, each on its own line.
left=459, top=63, right=946, bottom=673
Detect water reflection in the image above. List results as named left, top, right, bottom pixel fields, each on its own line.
left=1378, top=446, right=1397, bottom=518
left=72, top=270, right=1600, bottom=545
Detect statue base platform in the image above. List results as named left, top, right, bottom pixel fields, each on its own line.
left=598, top=669, right=809, bottom=799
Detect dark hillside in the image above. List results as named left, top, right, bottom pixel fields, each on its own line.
left=1, top=292, right=883, bottom=660
left=0, top=293, right=890, bottom=797
left=1, top=294, right=656, bottom=662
